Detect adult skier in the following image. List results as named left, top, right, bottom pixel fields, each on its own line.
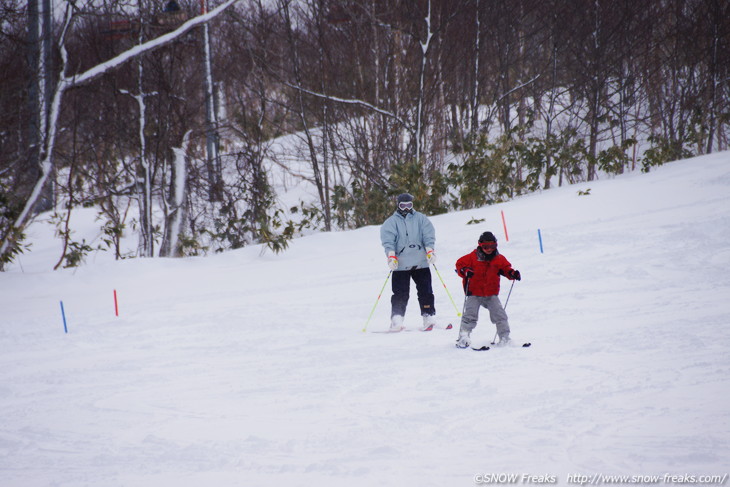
left=380, top=193, right=438, bottom=331
left=454, top=231, right=521, bottom=348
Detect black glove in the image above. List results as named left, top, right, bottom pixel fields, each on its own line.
left=460, top=267, right=474, bottom=278
left=510, top=269, right=521, bottom=281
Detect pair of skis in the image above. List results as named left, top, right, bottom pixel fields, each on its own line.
left=372, top=324, right=531, bottom=350
left=371, top=323, right=532, bottom=351
left=469, top=342, right=532, bottom=351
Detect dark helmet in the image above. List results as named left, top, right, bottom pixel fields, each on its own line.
left=396, top=193, right=414, bottom=216
left=478, top=231, right=498, bottom=253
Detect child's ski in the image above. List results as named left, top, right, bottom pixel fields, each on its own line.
left=467, top=342, right=532, bottom=351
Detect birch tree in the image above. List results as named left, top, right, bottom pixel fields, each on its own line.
left=160, top=131, right=192, bottom=257
left=26, top=0, right=54, bottom=213
left=413, top=0, right=434, bottom=166
left=470, top=0, right=482, bottom=134
left=119, top=59, right=156, bottom=258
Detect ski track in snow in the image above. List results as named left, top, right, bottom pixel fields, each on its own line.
left=1, top=153, right=729, bottom=486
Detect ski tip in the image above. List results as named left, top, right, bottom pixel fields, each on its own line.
left=471, top=345, right=490, bottom=351
left=522, top=342, right=532, bottom=347
left=445, top=323, right=453, bottom=329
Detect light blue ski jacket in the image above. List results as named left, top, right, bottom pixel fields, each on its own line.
left=380, top=210, right=436, bottom=271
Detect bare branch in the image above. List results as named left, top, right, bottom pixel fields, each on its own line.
left=280, top=81, right=414, bottom=135
left=67, top=0, right=243, bottom=88
left=496, top=74, right=541, bottom=104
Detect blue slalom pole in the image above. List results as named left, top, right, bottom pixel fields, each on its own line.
left=538, top=229, right=544, bottom=254
left=60, top=301, right=68, bottom=333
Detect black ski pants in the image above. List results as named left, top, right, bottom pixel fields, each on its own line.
left=391, top=267, right=435, bottom=318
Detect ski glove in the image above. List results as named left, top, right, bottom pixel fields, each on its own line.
left=510, top=269, right=521, bottom=281
left=426, top=247, right=436, bottom=264
left=387, top=251, right=399, bottom=271
left=460, top=267, right=474, bottom=278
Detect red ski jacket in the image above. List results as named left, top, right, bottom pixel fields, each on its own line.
left=455, top=249, right=515, bottom=297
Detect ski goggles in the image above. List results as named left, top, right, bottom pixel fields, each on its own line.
left=479, top=241, right=497, bottom=251
left=398, top=201, right=413, bottom=211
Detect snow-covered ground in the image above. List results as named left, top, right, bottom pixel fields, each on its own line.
left=2, top=152, right=729, bottom=486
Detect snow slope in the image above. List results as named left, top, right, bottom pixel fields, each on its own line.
left=1, top=152, right=729, bottom=486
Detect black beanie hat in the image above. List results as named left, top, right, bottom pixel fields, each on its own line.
left=396, top=193, right=414, bottom=204
left=479, top=231, right=497, bottom=242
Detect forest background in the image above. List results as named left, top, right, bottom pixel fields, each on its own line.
left=1, top=0, right=728, bottom=269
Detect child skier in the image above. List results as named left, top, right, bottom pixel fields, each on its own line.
left=454, top=231, right=521, bottom=348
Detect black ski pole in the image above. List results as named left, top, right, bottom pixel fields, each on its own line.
left=493, top=280, right=516, bottom=344
left=460, top=277, right=470, bottom=318
left=503, top=279, right=516, bottom=310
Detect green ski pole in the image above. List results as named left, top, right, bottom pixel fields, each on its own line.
left=432, top=263, right=462, bottom=317
left=362, top=270, right=392, bottom=332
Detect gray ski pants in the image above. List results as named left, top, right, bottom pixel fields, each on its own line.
left=459, top=295, right=510, bottom=338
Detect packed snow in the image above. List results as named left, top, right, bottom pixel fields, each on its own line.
left=1, top=152, right=729, bottom=486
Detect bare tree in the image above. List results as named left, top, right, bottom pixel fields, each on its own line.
left=0, top=0, right=243, bottom=268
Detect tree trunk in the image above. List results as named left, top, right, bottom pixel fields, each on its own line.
left=160, top=131, right=191, bottom=258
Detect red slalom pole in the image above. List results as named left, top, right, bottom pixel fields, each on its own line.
left=113, top=289, right=119, bottom=317
left=501, top=210, right=509, bottom=242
